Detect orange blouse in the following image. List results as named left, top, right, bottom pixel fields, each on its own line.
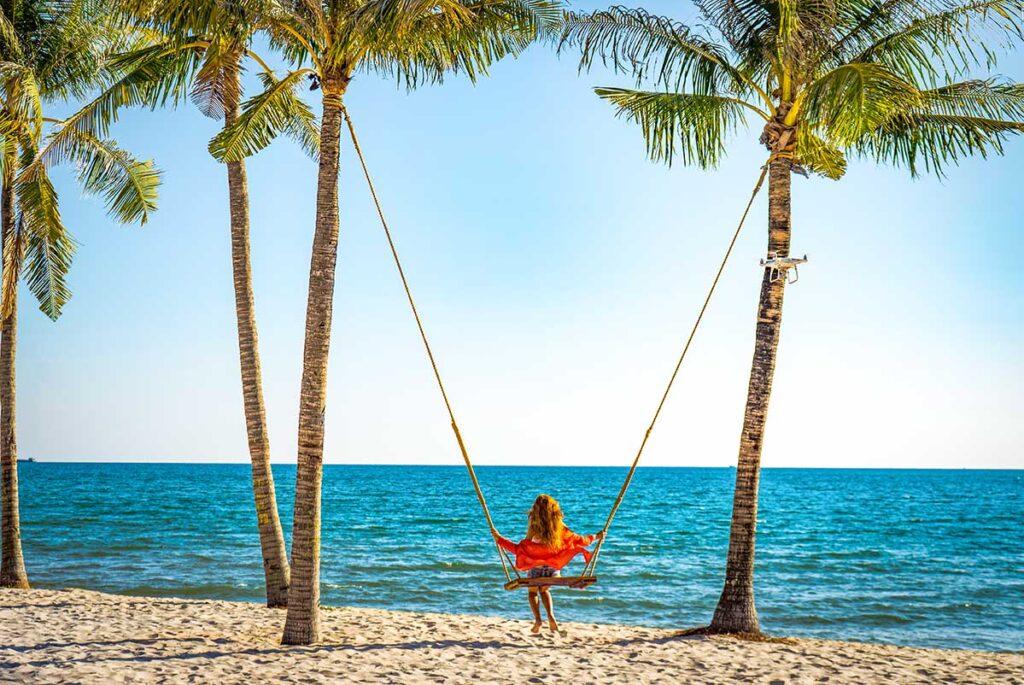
left=495, top=528, right=597, bottom=571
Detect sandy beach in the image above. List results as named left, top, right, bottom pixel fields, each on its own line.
left=0, top=588, right=1018, bottom=684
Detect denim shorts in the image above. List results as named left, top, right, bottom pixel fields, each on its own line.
left=527, top=566, right=560, bottom=579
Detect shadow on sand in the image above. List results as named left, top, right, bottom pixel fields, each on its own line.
left=8, top=637, right=532, bottom=669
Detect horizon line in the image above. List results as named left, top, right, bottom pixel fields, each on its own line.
left=15, top=460, right=1021, bottom=471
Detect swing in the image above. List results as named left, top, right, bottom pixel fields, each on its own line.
left=343, top=106, right=772, bottom=591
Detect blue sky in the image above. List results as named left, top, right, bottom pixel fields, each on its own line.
left=18, top=1, right=1024, bottom=468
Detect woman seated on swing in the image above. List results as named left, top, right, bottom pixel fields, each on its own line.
left=490, top=494, right=604, bottom=633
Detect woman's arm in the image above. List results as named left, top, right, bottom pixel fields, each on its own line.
left=564, top=528, right=604, bottom=547
left=490, top=528, right=519, bottom=555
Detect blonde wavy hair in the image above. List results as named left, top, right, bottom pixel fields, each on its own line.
left=526, top=494, right=565, bottom=548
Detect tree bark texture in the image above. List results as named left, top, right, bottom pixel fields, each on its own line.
left=224, top=57, right=291, bottom=608
left=0, top=154, right=28, bottom=589
left=281, top=76, right=346, bottom=645
left=710, top=155, right=793, bottom=634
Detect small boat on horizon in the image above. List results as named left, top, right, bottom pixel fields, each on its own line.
left=16, top=457, right=36, bottom=464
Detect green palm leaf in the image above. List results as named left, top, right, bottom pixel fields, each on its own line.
left=357, top=0, right=560, bottom=88
left=0, top=7, right=22, bottom=61
left=803, top=62, right=921, bottom=145
left=209, top=67, right=316, bottom=162
left=256, top=69, right=320, bottom=160
left=596, top=87, right=755, bottom=167
left=795, top=124, right=849, bottom=180
left=843, top=0, right=1024, bottom=80
left=14, top=154, right=73, bottom=320
left=560, top=7, right=756, bottom=99
left=0, top=62, right=44, bottom=143
left=22, top=220, right=76, bottom=321
left=38, top=40, right=202, bottom=165
left=856, top=78, right=1024, bottom=175
left=70, top=132, right=161, bottom=226
left=190, top=42, right=242, bottom=120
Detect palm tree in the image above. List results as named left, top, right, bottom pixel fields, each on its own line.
left=212, top=0, right=560, bottom=644
left=96, top=0, right=321, bottom=608
left=561, top=1, right=1024, bottom=634
left=0, top=0, right=160, bottom=588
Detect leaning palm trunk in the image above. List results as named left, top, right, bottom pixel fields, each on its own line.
left=0, top=168, right=28, bottom=589
left=710, top=155, right=792, bottom=634
left=223, top=59, right=291, bottom=608
left=282, top=76, right=346, bottom=646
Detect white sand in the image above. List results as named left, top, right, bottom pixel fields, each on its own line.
left=1, top=588, right=1019, bottom=684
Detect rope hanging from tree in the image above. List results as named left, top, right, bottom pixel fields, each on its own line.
left=341, top=103, right=770, bottom=588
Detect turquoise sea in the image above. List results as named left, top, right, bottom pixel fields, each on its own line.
left=17, top=464, right=1023, bottom=652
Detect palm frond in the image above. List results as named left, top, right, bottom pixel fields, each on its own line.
left=803, top=62, right=920, bottom=145
left=15, top=151, right=62, bottom=243
left=14, top=154, right=73, bottom=320
left=841, top=0, right=1024, bottom=82
left=357, top=0, right=560, bottom=88
left=28, top=0, right=111, bottom=100
left=253, top=69, right=319, bottom=160
left=0, top=7, right=23, bottom=61
left=190, top=43, right=242, bottom=120
left=69, top=131, right=162, bottom=225
left=854, top=78, right=1024, bottom=175
left=22, top=219, right=76, bottom=321
left=0, top=62, right=44, bottom=143
left=209, top=67, right=315, bottom=162
left=560, top=7, right=755, bottom=99
left=693, top=0, right=774, bottom=64
left=595, top=87, right=754, bottom=167
left=41, top=39, right=203, bottom=163
left=795, top=123, right=848, bottom=179
left=919, top=77, right=1024, bottom=120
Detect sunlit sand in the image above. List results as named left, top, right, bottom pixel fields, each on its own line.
left=2, top=588, right=1019, bottom=684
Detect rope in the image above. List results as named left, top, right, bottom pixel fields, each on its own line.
left=341, top=105, right=518, bottom=583
left=581, top=162, right=770, bottom=578
left=343, top=99, right=771, bottom=584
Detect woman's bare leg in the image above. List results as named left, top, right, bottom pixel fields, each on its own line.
left=539, top=588, right=558, bottom=632
left=527, top=588, right=542, bottom=633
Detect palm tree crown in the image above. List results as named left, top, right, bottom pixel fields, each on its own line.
left=210, top=0, right=562, bottom=162
left=561, top=1, right=1024, bottom=177
left=0, top=0, right=160, bottom=319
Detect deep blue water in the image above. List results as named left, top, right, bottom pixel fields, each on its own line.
left=16, top=463, right=1023, bottom=651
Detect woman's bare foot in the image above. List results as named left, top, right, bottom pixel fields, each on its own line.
left=531, top=621, right=543, bottom=634
left=548, top=617, right=559, bottom=633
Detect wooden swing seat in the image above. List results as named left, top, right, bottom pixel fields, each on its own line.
left=504, top=575, right=598, bottom=591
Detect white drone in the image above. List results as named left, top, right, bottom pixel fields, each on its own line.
left=760, top=252, right=808, bottom=283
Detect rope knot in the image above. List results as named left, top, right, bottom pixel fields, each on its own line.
left=318, top=72, right=349, bottom=107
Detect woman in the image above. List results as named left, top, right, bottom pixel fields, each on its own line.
left=491, top=494, right=603, bottom=633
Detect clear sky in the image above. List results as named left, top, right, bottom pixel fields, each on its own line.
left=19, top=1, right=1024, bottom=469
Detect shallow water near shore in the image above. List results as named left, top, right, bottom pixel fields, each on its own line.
left=18, top=463, right=1023, bottom=651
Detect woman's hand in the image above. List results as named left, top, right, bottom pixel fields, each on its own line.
left=594, top=531, right=605, bottom=541
left=489, top=527, right=501, bottom=541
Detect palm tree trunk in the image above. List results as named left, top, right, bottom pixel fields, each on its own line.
left=224, top=59, right=291, bottom=608
left=0, top=164, right=28, bottom=589
left=281, top=77, right=346, bottom=645
left=709, top=156, right=792, bottom=634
